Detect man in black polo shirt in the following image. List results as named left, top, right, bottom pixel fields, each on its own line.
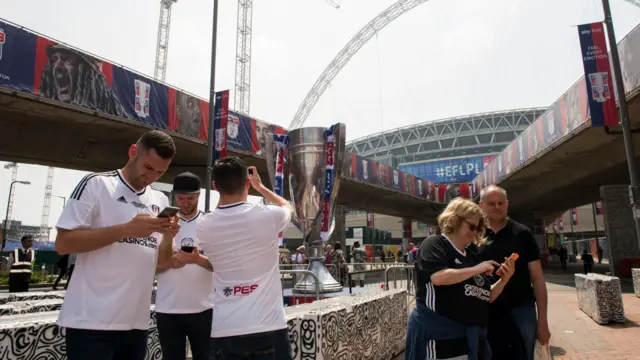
left=477, top=185, right=550, bottom=360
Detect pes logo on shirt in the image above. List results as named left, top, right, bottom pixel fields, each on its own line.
left=222, top=284, right=259, bottom=297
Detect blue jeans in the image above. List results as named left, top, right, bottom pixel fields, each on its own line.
left=510, top=303, right=537, bottom=360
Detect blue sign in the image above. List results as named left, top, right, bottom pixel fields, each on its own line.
left=400, top=156, right=488, bottom=183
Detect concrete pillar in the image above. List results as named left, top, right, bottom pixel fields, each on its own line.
left=402, top=218, right=412, bottom=253
left=329, top=205, right=346, bottom=245
left=600, top=185, right=640, bottom=276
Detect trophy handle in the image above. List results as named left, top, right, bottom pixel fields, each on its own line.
left=264, top=133, right=278, bottom=191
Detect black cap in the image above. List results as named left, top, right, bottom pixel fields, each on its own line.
left=172, top=172, right=201, bottom=194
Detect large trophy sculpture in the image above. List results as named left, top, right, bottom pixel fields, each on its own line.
left=265, top=123, right=345, bottom=294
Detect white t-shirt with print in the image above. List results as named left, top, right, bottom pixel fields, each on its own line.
left=56, top=170, right=169, bottom=331
left=197, top=201, right=291, bottom=338
left=156, top=212, right=214, bottom=314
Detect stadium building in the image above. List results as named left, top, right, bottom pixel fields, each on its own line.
left=341, top=108, right=607, bottom=252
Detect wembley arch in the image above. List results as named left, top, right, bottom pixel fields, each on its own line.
left=288, top=0, right=640, bottom=129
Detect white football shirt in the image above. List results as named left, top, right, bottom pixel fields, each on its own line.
left=56, top=170, right=169, bottom=331
left=197, top=201, right=291, bottom=338
left=155, top=211, right=214, bottom=314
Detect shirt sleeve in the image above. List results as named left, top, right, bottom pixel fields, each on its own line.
left=416, top=236, right=451, bottom=280
left=266, top=205, right=292, bottom=234
left=56, top=174, right=102, bottom=231
left=196, top=216, right=212, bottom=258
left=521, top=227, right=541, bottom=263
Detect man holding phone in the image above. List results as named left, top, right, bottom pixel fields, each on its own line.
left=155, top=172, right=214, bottom=360
left=478, top=185, right=550, bottom=360
left=55, top=130, right=181, bottom=360
left=197, top=157, right=293, bottom=360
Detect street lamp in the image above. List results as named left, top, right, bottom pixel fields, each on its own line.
left=2, top=180, right=31, bottom=252
left=205, top=0, right=220, bottom=213
left=53, top=195, right=66, bottom=208
left=600, top=0, right=640, bottom=249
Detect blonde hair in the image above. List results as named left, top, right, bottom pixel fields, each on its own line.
left=437, top=197, right=488, bottom=246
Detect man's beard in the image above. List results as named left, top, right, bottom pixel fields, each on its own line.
left=180, top=205, right=198, bottom=216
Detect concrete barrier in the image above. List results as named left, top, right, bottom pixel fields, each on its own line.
left=575, top=273, right=625, bottom=324
left=633, top=268, right=640, bottom=297
left=0, top=288, right=407, bottom=360
left=0, top=299, right=63, bottom=316
left=0, top=291, right=65, bottom=305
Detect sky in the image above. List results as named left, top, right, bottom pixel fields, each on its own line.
left=2, top=0, right=640, bottom=240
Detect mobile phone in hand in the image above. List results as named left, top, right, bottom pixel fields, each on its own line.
left=157, top=206, right=180, bottom=218
left=496, top=253, right=519, bottom=276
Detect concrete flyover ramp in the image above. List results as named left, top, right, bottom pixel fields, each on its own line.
left=473, top=22, right=640, bottom=222
left=0, top=19, right=445, bottom=223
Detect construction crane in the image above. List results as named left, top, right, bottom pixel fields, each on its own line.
left=3, top=163, right=18, bottom=230
left=39, top=167, right=54, bottom=241
left=234, top=0, right=253, bottom=115
left=154, top=0, right=178, bottom=81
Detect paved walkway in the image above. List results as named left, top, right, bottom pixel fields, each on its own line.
left=545, top=263, right=640, bottom=360
left=396, top=262, right=640, bottom=360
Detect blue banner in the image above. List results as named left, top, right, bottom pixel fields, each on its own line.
left=400, top=156, right=488, bottom=183
left=577, top=22, right=618, bottom=127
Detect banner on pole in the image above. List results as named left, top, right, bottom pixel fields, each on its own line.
left=577, top=22, right=618, bottom=127
left=571, top=208, right=579, bottom=226
left=213, top=90, right=230, bottom=161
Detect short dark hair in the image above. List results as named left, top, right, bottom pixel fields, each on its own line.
left=137, top=130, right=176, bottom=159
left=213, top=156, right=248, bottom=195
left=21, top=235, right=33, bottom=242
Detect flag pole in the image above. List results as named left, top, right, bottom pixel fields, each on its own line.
left=601, top=0, right=640, bottom=248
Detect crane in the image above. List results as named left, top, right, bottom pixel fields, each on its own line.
left=154, top=0, right=178, bottom=81
left=234, top=0, right=253, bottom=115
left=39, top=167, right=54, bottom=241
left=3, top=163, right=18, bottom=230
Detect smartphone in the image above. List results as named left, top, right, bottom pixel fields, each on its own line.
left=181, top=245, right=195, bottom=253
left=496, top=253, right=519, bottom=276
left=248, top=168, right=254, bottom=175
left=157, top=206, right=180, bottom=218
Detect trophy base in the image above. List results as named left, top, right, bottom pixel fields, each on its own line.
left=292, top=257, right=343, bottom=294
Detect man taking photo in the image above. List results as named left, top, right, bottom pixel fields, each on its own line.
left=197, top=156, right=293, bottom=360
left=55, top=130, right=180, bottom=360
left=155, top=171, right=214, bottom=360
left=477, top=185, right=550, bottom=360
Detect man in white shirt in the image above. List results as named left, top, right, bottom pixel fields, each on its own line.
left=156, top=172, right=214, bottom=360
left=197, top=156, right=293, bottom=360
left=55, top=130, right=180, bottom=360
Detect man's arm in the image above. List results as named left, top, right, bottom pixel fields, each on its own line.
left=257, top=184, right=292, bottom=213
left=56, top=225, right=129, bottom=255
left=529, top=260, right=548, bottom=323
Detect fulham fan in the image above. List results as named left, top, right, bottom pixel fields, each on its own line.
left=197, top=157, right=293, bottom=360
left=55, top=130, right=180, bottom=360
left=155, top=172, right=214, bottom=360
left=405, top=198, right=515, bottom=360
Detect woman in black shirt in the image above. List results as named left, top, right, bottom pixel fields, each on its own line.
left=406, top=198, right=516, bottom=360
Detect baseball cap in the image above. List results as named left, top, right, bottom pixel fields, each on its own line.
left=172, top=172, right=201, bottom=194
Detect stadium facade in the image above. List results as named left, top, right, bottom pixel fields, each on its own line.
left=342, top=108, right=604, bottom=244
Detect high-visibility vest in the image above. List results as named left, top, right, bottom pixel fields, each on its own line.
left=10, top=248, right=34, bottom=274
